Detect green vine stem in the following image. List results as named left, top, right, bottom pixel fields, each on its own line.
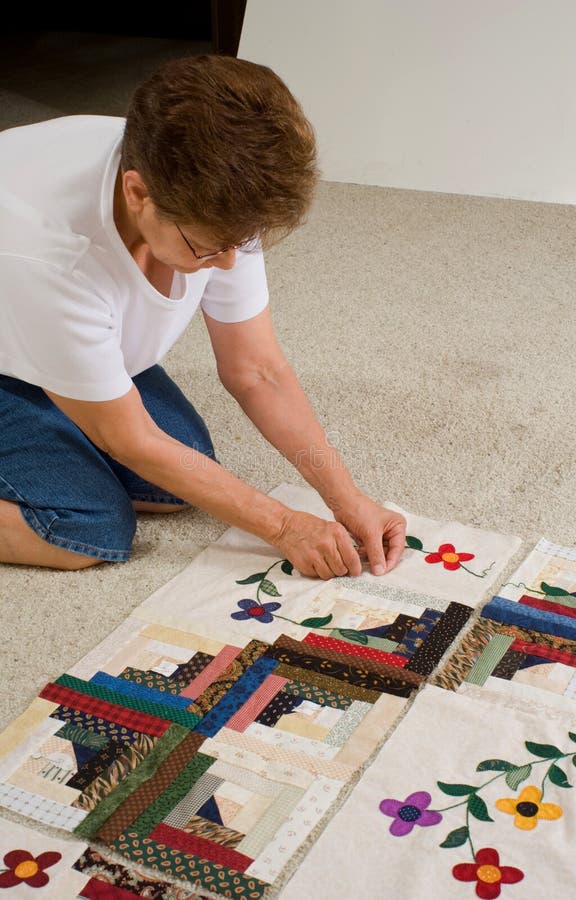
left=434, top=740, right=576, bottom=861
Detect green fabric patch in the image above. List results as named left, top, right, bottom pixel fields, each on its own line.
left=73, top=724, right=189, bottom=839
left=129, top=752, right=215, bottom=836
left=465, top=634, right=515, bottom=686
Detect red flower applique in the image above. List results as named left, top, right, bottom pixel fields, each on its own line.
left=0, top=849, right=62, bottom=889
left=425, top=543, right=475, bottom=571
left=452, top=847, right=523, bottom=899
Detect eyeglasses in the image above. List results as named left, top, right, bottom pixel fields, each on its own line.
left=175, top=223, right=260, bottom=261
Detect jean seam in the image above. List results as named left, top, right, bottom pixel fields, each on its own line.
left=18, top=506, right=131, bottom=562
left=130, top=493, right=189, bottom=505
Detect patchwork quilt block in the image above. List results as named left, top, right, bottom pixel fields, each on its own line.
left=0, top=484, right=528, bottom=899
left=279, top=685, right=576, bottom=900
left=433, top=539, right=576, bottom=709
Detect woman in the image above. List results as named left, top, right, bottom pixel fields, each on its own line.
left=0, top=54, right=405, bottom=577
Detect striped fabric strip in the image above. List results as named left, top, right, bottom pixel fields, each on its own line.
left=509, top=639, right=576, bottom=667
left=52, top=674, right=201, bottom=729
left=226, top=674, right=288, bottom=732
left=519, top=594, right=576, bottom=617
left=94, top=732, right=208, bottom=844
left=302, top=633, right=408, bottom=667
left=150, top=821, right=254, bottom=872
left=464, top=634, right=515, bottom=686
left=180, top=645, right=243, bottom=699
left=195, top=657, right=281, bottom=738
left=90, top=672, right=193, bottom=710
left=73, top=724, right=191, bottom=839
left=128, top=752, right=215, bottom=837
left=483, top=596, right=576, bottom=640
left=236, top=784, right=304, bottom=859
left=41, top=685, right=170, bottom=737
left=405, top=602, right=473, bottom=675
left=110, top=831, right=269, bottom=899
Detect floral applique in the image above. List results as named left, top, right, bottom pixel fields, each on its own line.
left=406, top=537, right=495, bottom=579
left=378, top=732, right=576, bottom=894
left=233, top=560, right=370, bottom=644
left=495, top=785, right=562, bottom=830
left=452, top=848, right=523, bottom=899
left=0, top=849, right=62, bottom=889
left=379, top=791, right=442, bottom=835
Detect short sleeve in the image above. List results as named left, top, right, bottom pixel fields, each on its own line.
left=200, top=245, right=269, bottom=323
left=0, top=256, right=133, bottom=401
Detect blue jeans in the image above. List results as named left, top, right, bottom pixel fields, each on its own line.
left=0, top=365, right=217, bottom=562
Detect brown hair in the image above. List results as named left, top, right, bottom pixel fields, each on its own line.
left=120, top=54, right=319, bottom=248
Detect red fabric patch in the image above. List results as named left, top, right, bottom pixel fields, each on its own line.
left=509, top=640, right=576, bottom=668
left=302, top=633, right=408, bottom=667
left=150, top=822, right=254, bottom=872
left=518, top=594, right=576, bottom=619
left=79, top=877, right=142, bottom=899
left=39, top=683, right=169, bottom=737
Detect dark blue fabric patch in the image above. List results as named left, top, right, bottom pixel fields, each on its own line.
left=483, top=596, right=576, bottom=641
left=196, top=795, right=224, bottom=826
left=194, top=656, right=280, bottom=738
left=519, top=654, right=555, bottom=670
left=71, top=741, right=100, bottom=770
left=90, top=671, right=193, bottom=710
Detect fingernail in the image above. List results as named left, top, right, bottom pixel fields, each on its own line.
left=373, top=564, right=385, bottom=576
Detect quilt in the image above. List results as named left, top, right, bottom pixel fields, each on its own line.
left=0, top=484, right=525, bottom=898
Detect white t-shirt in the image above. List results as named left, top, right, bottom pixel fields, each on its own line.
left=0, top=115, right=269, bottom=401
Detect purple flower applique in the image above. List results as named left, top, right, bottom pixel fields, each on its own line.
left=231, top=599, right=282, bottom=624
left=379, top=791, right=442, bottom=836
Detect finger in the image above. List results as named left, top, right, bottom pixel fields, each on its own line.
left=383, top=518, right=407, bottom=572
left=312, top=556, right=338, bottom=581
left=361, top=531, right=388, bottom=576
left=336, top=534, right=363, bottom=577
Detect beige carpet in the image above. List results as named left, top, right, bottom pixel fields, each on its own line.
left=2, top=177, right=576, bottom=734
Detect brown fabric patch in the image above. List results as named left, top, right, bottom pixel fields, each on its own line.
left=431, top=619, right=499, bottom=691
left=182, top=813, right=244, bottom=848
left=96, top=732, right=205, bottom=844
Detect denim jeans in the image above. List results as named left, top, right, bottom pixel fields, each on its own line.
left=0, top=365, right=216, bottom=562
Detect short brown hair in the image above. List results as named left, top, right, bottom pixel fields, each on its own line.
left=120, top=54, right=319, bottom=248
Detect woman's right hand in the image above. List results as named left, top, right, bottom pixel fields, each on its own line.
left=272, top=509, right=363, bottom=580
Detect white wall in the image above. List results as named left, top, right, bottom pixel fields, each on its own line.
left=240, top=0, right=576, bottom=203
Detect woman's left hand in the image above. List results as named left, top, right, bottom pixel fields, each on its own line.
left=331, top=492, right=407, bottom=576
